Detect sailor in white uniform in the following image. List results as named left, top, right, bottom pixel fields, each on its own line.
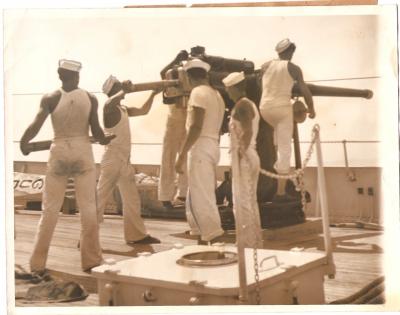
left=20, top=59, right=114, bottom=272
left=158, top=51, right=189, bottom=209
left=175, top=59, right=226, bottom=243
left=96, top=75, right=161, bottom=245
left=223, top=71, right=263, bottom=248
left=259, top=39, right=315, bottom=200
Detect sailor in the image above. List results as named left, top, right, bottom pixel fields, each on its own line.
left=96, top=75, right=161, bottom=245
left=259, top=39, right=315, bottom=201
left=158, top=51, right=189, bottom=210
left=20, top=59, right=114, bottom=273
left=175, top=58, right=225, bottom=243
left=223, top=71, right=263, bottom=248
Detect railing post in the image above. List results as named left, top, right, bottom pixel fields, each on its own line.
left=342, top=140, right=356, bottom=182
left=314, top=189, right=321, bottom=217
left=314, top=126, right=336, bottom=278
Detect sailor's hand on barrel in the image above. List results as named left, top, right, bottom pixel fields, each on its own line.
left=308, top=108, right=316, bottom=119
left=152, top=86, right=164, bottom=95
left=20, top=141, right=31, bottom=156
left=99, top=134, right=117, bottom=145
left=122, top=80, right=133, bottom=93
left=175, top=153, right=186, bottom=174
left=176, top=50, right=189, bottom=62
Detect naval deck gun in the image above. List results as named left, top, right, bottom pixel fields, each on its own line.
left=162, top=46, right=373, bottom=228
left=73, top=45, right=372, bottom=228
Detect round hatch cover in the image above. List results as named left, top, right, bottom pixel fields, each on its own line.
left=176, top=251, right=238, bottom=267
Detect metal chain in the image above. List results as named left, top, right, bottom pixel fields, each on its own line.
left=234, top=125, right=320, bottom=305
left=253, top=247, right=261, bottom=305
left=259, top=125, right=319, bottom=213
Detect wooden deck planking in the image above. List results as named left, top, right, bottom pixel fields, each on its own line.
left=13, top=211, right=384, bottom=306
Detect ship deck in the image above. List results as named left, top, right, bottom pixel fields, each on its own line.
left=13, top=210, right=384, bottom=307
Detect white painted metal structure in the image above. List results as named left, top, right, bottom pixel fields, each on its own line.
left=93, top=245, right=327, bottom=305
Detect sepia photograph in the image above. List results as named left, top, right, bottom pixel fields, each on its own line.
left=4, top=3, right=400, bottom=314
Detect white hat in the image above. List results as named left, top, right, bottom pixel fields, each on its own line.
left=275, top=38, right=294, bottom=54
left=222, top=71, right=245, bottom=87
left=102, top=75, right=119, bottom=94
left=58, top=59, right=82, bottom=72
left=183, top=58, right=211, bottom=72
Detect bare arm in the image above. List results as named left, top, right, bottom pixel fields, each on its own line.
left=232, top=100, right=255, bottom=154
left=175, top=106, right=204, bottom=174
left=126, top=90, right=161, bottom=117
left=288, top=63, right=315, bottom=118
left=88, top=93, right=115, bottom=145
left=20, top=96, right=52, bottom=155
left=104, top=90, right=125, bottom=116
left=160, top=50, right=188, bottom=79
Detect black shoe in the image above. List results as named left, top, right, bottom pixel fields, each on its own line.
left=162, top=201, right=174, bottom=210
left=197, top=233, right=226, bottom=245
left=197, top=239, right=209, bottom=245
left=127, top=235, right=161, bottom=245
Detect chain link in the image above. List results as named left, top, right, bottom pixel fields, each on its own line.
left=234, top=124, right=320, bottom=304
left=259, top=124, right=319, bottom=213
left=253, top=247, right=261, bottom=304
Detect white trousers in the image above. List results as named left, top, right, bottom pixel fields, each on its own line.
left=30, top=139, right=102, bottom=272
left=260, top=105, right=293, bottom=174
left=232, top=148, right=263, bottom=248
left=158, top=114, right=188, bottom=201
left=97, top=152, right=147, bottom=242
left=186, top=137, right=224, bottom=241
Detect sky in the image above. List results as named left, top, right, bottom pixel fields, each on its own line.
left=4, top=6, right=398, bottom=167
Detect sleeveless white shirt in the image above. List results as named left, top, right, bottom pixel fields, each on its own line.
left=51, top=88, right=91, bottom=139
left=103, top=105, right=131, bottom=161
left=260, top=60, right=294, bottom=110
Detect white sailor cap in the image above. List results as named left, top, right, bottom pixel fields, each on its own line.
left=183, top=58, right=211, bottom=72
left=102, top=75, right=119, bottom=94
left=275, top=38, right=295, bottom=54
left=222, top=71, right=245, bottom=87
left=58, top=59, right=82, bottom=72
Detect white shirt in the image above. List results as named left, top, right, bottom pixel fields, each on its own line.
left=186, top=85, right=225, bottom=141
left=103, top=105, right=131, bottom=161
left=51, top=88, right=91, bottom=139
left=260, top=59, right=294, bottom=110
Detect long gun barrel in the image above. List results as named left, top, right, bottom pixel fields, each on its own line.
left=127, top=80, right=179, bottom=92
left=292, top=83, right=373, bottom=99
left=212, top=72, right=374, bottom=101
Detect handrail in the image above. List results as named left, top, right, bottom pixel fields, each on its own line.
left=314, top=125, right=336, bottom=278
